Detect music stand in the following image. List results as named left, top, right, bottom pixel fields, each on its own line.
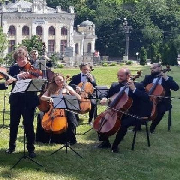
left=77, top=86, right=109, bottom=135
left=35, top=59, right=47, bottom=79
left=10, top=79, right=46, bottom=169
left=50, top=95, right=82, bottom=158
left=0, top=90, right=9, bottom=129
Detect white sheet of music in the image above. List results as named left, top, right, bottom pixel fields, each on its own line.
left=51, top=94, right=66, bottom=109
left=12, top=79, right=31, bottom=93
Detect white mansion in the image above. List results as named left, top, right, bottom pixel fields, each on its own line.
left=0, top=0, right=97, bottom=66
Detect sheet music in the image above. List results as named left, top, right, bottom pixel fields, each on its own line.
left=27, top=79, right=46, bottom=92
left=51, top=94, right=66, bottom=109
left=12, top=79, right=31, bottom=93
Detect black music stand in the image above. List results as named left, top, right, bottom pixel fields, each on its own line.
left=35, top=60, right=47, bottom=79
left=0, top=90, right=9, bottom=129
left=10, top=79, right=46, bottom=169
left=50, top=95, right=82, bottom=158
left=77, top=86, right=109, bottom=135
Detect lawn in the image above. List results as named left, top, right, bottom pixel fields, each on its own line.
left=0, top=64, right=180, bottom=180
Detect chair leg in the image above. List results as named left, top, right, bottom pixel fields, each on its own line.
left=131, top=129, right=137, bottom=150
left=145, top=121, right=150, bottom=147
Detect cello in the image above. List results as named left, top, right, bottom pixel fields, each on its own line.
left=41, top=102, right=68, bottom=134
left=93, top=71, right=141, bottom=136
left=145, top=65, right=171, bottom=121
left=77, top=74, right=94, bottom=114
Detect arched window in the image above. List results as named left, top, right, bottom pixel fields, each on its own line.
left=87, top=43, right=91, bottom=53
left=60, top=40, right=67, bottom=53
left=61, top=27, right=67, bottom=36
left=8, top=25, right=16, bottom=36
left=22, top=26, right=29, bottom=36
left=75, top=43, right=79, bottom=55
left=49, top=26, right=55, bottom=35
left=36, top=26, right=43, bottom=36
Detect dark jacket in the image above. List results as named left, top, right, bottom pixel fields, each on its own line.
left=0, top=83, right=8, bottom=90
left=8, top=64, right=40, bottom=109
left=100, top=82, right=152, bottom=118
left=141, top=75, right=179, bottom=111
left=69, top=73, right=97, bottom=88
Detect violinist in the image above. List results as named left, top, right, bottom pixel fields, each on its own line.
left=5, top=46, right=40, bottom=158
left=41, top=74, right=81, bottom=145
left=97, top=68, right=152, bottom=153
left=141, top=63, right=179, bottom=133
left=69, top=63, right=97, bottom=124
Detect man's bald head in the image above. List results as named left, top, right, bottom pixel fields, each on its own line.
left=117, top=68, right=131, bottom=83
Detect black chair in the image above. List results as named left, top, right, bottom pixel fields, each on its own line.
left=131, top=118, right=150, bottom=150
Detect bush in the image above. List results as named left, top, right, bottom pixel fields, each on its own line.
left=125, top=61, right=133, bottom=65
left=109, top=62, right=116, bottom=66
left=102, top=62, right=108, bottom=66
left=57, top=64, right=64, bottom=68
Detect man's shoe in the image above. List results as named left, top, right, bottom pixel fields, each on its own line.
left=98, top=141, right=111, bottom=149
left=5, top=148, right=15, bottom=154
left=111, top=147, right=119, bottom=153
left=150, top=124, right=155, bottom=133
left=28, top=151, right=36, bottom=158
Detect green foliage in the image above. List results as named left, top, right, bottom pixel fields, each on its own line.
left=102, top=62, right=108, bottom=66
left=139, top=47, right=147, bottom=65
left=21, top=35, right=44, bottom=55
left=57, top=64, right=64, bottom=68
left=109, top=62, right=117, bottom=66
left=125, top=60, right=133, bottom=65
left=50, top=53, right=60, bottom=67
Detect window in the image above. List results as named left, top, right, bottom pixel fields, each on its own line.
left=60, top=40, right=67, bottom=53
left=8, top=25, right=16, bottom=36
left=75, top=43, right=79, bottom=55
left=22, top=26, right=29, bottom=36
left=49, top=26, right=55, bottom=36
left=87, top=43, right=91, bottom=53
left=36, top=26, right=43, bottom=36
left=8, top=40, right=15, bottom=53
left=61, top=27, right=67, bottom=36
left=48, top=40, right=55, bottom=52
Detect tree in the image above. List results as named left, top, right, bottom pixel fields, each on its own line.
left=139, top=47, right=147, bottom=65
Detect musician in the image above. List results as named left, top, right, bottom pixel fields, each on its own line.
left=41, top=74, right=81, bottom=145
left=141, top=63, right=179, bottom=133
left=97, top=68, right=152, bottom=153
left=5, top=46, right=40, bottom=158
left=69, top=63, right=97, bottom=124
left=30, top=49, right=52, bottom=69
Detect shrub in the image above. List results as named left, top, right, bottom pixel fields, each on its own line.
left=109, top=62, right=116, bottom=66
left=57, top=64, right=64, bottom=68
left=102, top=62, right=108, bottom=66
left=125, top=61, right=133, bottom=65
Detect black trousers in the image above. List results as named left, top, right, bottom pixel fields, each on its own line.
left=151, top=102, right=167, bottom=128
left=99, top=116, right=139, bottom=148
left=9, top=104, right=36, bottom=152
left=89, top=98, right=97, bottom=122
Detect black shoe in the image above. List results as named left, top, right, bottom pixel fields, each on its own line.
left=111, top=147, right=119, bottom=153
left=28, top=151, right=36, bottom=158
left=5, top=148, right=15, bottom=154
left=98, top=141, right=111, bottom=149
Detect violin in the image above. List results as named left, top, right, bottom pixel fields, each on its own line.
left=23, top=61, right=43, bottom=79
left=145, top=65, right=171, bottom=120
left=0, top=67, right=14, bottom=80
left=93, top=71, right=141, bottom=136
left=41, top=103, right=68, bottom=134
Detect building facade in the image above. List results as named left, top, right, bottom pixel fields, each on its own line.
left=0, top=0, right=97, bottom=66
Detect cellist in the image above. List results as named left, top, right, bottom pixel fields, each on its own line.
left=41, top=73, right=81, bottom=145
left=97, top=68, right=152, bottom=153
left=141, top=63, right=179, bottom=133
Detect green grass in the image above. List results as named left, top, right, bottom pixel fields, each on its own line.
left=0, top=65, right=180, bottom=180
